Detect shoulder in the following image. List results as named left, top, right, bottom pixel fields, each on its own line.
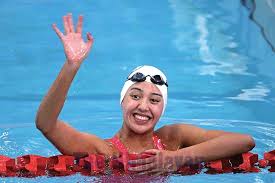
left=154, top=123, right=192, bottom=150
left=155, top=123, right=198, bottom=136
left=155, top=123, right=208, bottom=149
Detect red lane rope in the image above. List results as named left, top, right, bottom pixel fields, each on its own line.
left=0, top=150, right=274, bottom=177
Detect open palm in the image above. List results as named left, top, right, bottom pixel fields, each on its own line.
left=52, top=13, right=93, bottom=65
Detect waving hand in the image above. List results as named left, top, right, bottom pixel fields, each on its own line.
left=52, top=13, right=93, bottom=66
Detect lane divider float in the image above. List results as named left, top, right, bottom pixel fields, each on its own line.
left=0, top=150, right=274, bottom=177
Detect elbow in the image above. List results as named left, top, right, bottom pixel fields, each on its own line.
left=35, top=112, right=48, bottom=133
left=244, top=134, right=255, bottom=152
left=35, top=114, right=43, bottom=132
left=35, top=113, right=57, bottom=135
left=35, top=108, right=42, bottom=130
left=35, top=117, right=50, bottom=135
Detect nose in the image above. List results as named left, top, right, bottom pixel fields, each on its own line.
left=138, top=98, right=149, bottom=112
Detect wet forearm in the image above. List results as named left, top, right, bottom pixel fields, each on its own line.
left=35, top=62, right=80, bottom=133
left=175, top=133, right=255, bottom=165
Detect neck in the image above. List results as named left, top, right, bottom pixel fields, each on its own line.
left=116, top=124, right=155, bottom=153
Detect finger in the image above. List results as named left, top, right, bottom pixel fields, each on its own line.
left=86, top=32, right=94, bottom=50
left=143, top=149, right=159, bottom=155
left=137, top=170, right=154, bottom=175
left=52, top=24, right=64, bottom=40
left=63, top=15, right=70, bottom=35
left=67, top=13, right=75, bottom=33
left=128, top=156, right=156, bottom=165
left=144, top=169, right=171, bottom=176
left=153, top=171, right=165, bottom=176
left=128, top=163, right=155, bottom=172
left=138, top=169, right=159, bottom=175
left=76, top=15, right=83, bottom=34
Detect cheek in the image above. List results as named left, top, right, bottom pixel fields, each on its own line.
left=121, top=103, right=129, bottom=115
left=121, top=99, right=135, bottom=114
left=152, top=104, right=163, bottom=116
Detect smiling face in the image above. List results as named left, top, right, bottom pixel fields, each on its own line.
left=121, top=81, right=164, bottom=134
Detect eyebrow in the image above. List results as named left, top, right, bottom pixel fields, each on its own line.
left=130, top=87, right=163, bottom=97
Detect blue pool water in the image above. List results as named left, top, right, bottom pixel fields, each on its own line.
left=0, top=0, right=275, bottom=182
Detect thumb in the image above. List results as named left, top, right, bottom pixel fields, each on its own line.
left=52, top=24, right=64, bottom=40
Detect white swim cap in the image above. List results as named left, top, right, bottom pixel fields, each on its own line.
left=120, top=65, right=168, bottom=115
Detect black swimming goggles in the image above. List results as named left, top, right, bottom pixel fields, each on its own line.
left=127, top=72, right=168, bottom=87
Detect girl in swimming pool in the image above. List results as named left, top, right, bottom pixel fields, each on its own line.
left=35, top=13, right=255, bottom=175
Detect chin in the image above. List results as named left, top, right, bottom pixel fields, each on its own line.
left=130, top=124, right=154, bottom=134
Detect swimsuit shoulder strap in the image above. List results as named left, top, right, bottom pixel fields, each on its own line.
left=106, top=136, right=128, bottom=153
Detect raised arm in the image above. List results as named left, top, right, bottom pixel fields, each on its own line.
left=35, top=14, right=111, bottom=156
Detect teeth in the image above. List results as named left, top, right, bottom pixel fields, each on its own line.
left=134, top=114, right=149, bottom=121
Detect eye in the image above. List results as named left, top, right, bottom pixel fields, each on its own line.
left=150, top=98, right=160, bottom=104
left=130, top=94, right=140, bottom=100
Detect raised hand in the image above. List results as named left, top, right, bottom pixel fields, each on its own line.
left=52, top=13, right=93, bottom=66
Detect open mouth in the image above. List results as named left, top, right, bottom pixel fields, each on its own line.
left=133, top=113, right=152, bottom=123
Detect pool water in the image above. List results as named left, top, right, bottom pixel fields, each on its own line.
left=0, top=0, right=275, bottom=182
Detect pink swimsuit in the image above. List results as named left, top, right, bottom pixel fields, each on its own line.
left=107, top=134, right=165, bottom=153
